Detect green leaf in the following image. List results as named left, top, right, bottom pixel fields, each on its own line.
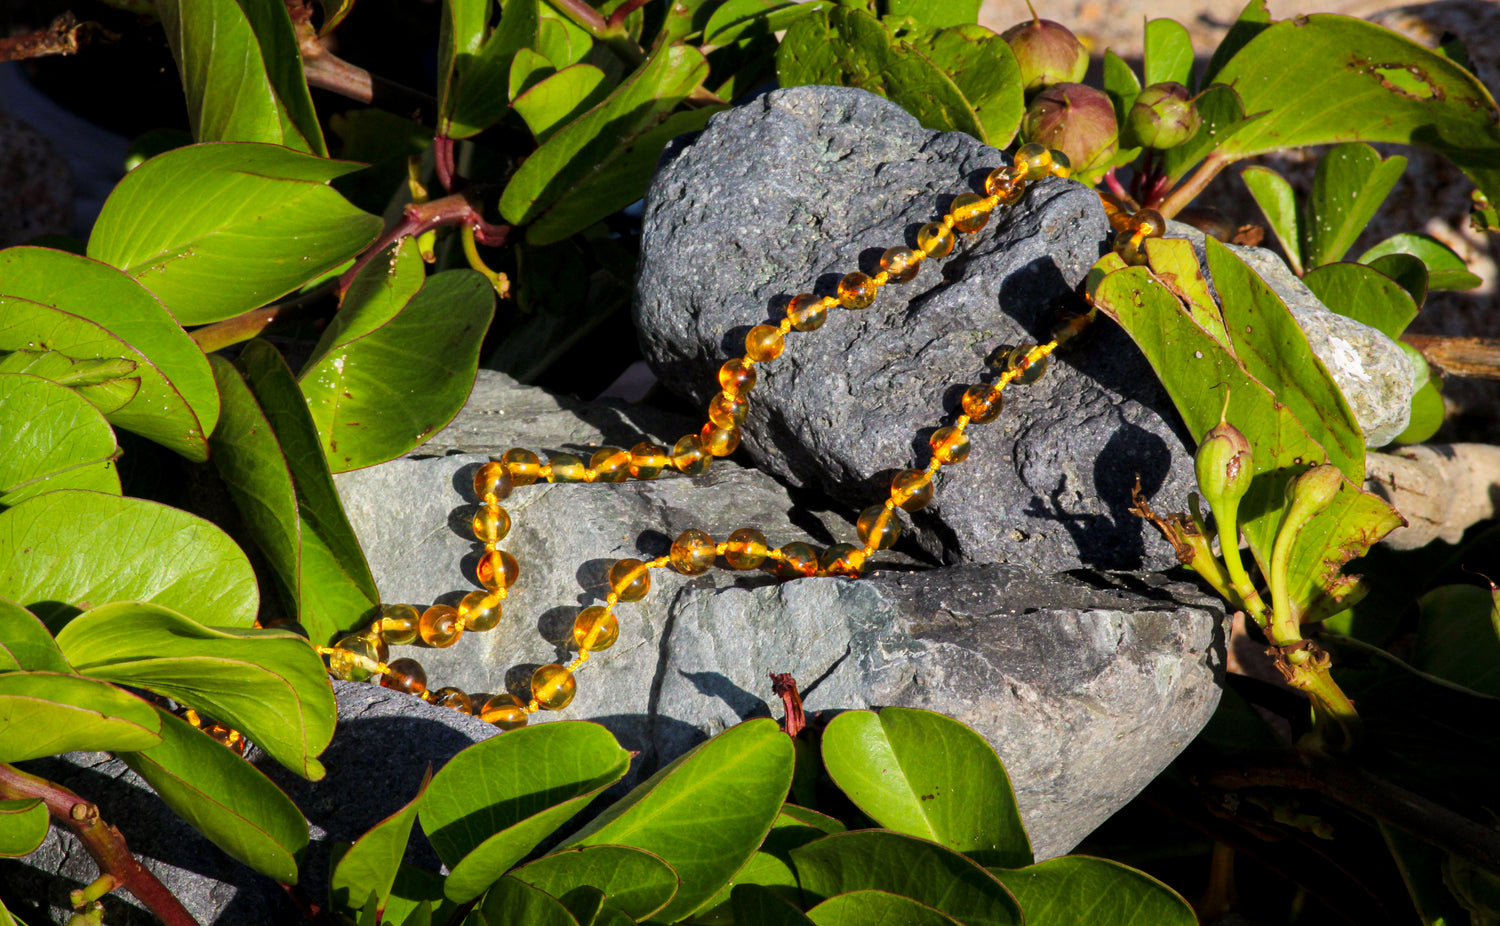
left=1302, top=261, right=1420, bottom=340
left=989, top=856, right=1195, bottom=926
left=1240, top=166, right=1303, bottom=274
left=557, top=885, right=605, bottom=925
left=0, top=799, right=48, bottom=859
left=0, top=350, right=139, bottom=416
left=56, top=600, right=335, bottom=779
left=1102, top=51, right=1141, bottom=128
left=0, top=599, right=69, bottom=674
left=1143, top=18, right=1194, bottom=89
left=791, top=830, right=1022, bottom=926
left=1159, top=83, right=1259, bottom=183
left=884, top=0, right=980, bottom=28
left=0, top=671, right=161, bottom=762
left=822, top=708, right=1030, bottom=867
left=447, top=0, right=540, bottom=139
left=1201, top=0, right=1270, bottom=87
left=512, top=845, right=679, bottom=921
left=510, top=47, right=557, bottom=99
left=479, top=876, right=580, bottom=926
left=317, top=0, right=357, bottom=35
left=1366, top=253, right=1429, bottom=310
left=1278, top=473, right=1404, bottom=623
left=299, top=246, right=497, bottom=471
left=908, top=24, right=1025, bottom=149
left=384, top=865, right=449, bottom=926
left=437, top=0, right=488, bottom=135
left=704, top=1, right=833, bottom=46
left=1412, top=584, right=1500, bottom=697
left=731, top=884, right=816, bottom=926
left=420, top=721, right=631, bottom=903
left=808, top=890, right=964, bottom=926
left=0, top=374, right=119, bottom=508
left=564, top=718, right=795, bottom=921
left=1392, top=378, right=1443, bottom=445
left=87, top=143, right=382, bottom=326
left=1382, top=823, right=1473, bottom=926
left=1304, top=143, right=1406, bottom=267
left=512, top=64, right=613, bottom=144
left=535, top=4, right=593, bottom=68
left=119, top=705, right=308, bottom=883
left=0, top=490, right=258, bottom=631
left=240, top=0, right=328, bottom=154
left=1139, top=239, right=1227, bottom=343
left=1359, top=233, right=1483, bottom=291
left=331, top=768, right=432, bottom=916
left=695, top=805, right=847, bottom=920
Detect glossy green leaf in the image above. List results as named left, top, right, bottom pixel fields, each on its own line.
left=337, top=856, right=448, bottom=926
left=421, top=721, right=631, bottom=903
left=0, top=350, right=138, bottom=416
left=88, top=143, right=382, bottom=325
left=0, top=490, right=258, bottom=631
left=447, top=0, right=540, bottom=139
left=990, top=856, right=1195, bottom=926
left=565, top=718, right=795, bottom=921
left=907, top=24, right=1025, bottom=149
left=1392, top=378, right=1443, bottom=445
left=731, top=884, right=816, bottom=926
left=0, top=671, right=161, bottom=762
left=0, top=897, right=21, bottom=926
left=0, top=599, right=69, bottom=674
left=695, top=805, right=848, bottom=920
left=822, top=708, right=1030, bottom=867
left=510, top=47, right=557, bottom=99
left=513, top=845, right=678, bottom=921
left=885, top=0, right=980, bottom=28
left=299, top=248, right=496, bottom=471
left=0, top=799, right=48, bottom=859
left=535, top=4, right=592, bottom=68
left=1240, top=165, right=1303, bottom=274
left=512, top=64, right=612, bottom=144
left=1366, top=253, right=1428, bottom=310
left=1140, top=238, right=1226, bottom=343
left=1201, top=0, right=1270, bottom=87
left=1304, top=143, right=1406, bottom=267
left=1277, top=473, right=1404, bottom=623
left=0, top=374, right=119, bottom=508
left=119, top=705, right=308, bottom=882
left=1302, top=261, right=1419, bottom=340
left=591, top=902, right=634, bottom=926
left=331, top=768, right=432, bottom=915
left=1412, top=584, right=1500, bottom=697
left=1360, top=233, right=1482, bottom=291
left=792, top=830, right=1022, bottom=926
left=437, top=0, right=488, bottom=134
left=481, top=876, right=580, bottom=926
left=808, top=890, right=964, bottom=926
left=1143, top=18, right=1194, bottom=89
left=704, top=0, right=832, bottom=46
left=1102, top=51, right=1141, bottom=128
left=240, top=0, right=328, bottom=154
left=56, top=600, right=335, bottom=779
left=1159, top=83, right=1259, bottom=183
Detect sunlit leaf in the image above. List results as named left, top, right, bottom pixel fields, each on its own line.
left=1240, top=165, right=1302, bottom=274
left=0, top=671, right=161, bottom=762
left=0, top=799, right=48, bottom=859
left=331, top=768, right=431, bottom=915
left=1143, top=18, right=1193, bottom=89
left=0, top=374, right=119, bottom=508
left=1303, top=143, right=1406, bottom=267
left=990, top=856, right=1195, bottom=926
left=1359, top=233, right=1482, bottom=291
left=0, top=599, right=69, bottom=674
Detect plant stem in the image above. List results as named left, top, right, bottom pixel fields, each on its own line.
left=338, top=192, right=513, bottom=294
left=301, top=49, right=437, bottom=124
left=189, top=287, right=335, bottom=354
left=1156, top=153, right=1232, bottom=220
left=0, top=12, right=114, bottom=63
left=0, top=763, right=201, bottom=926
left=548, top=0, right=646, bottom=67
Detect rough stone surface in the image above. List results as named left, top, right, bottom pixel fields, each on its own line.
left=635, top=85, right=1198, bottom=573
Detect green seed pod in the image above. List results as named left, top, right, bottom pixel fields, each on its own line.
left=1126, top=82, right=1202, bottom=150
left=1284, top=464, right=1345, bottom=520
left=1020, top=83, right=1119, bottom=175
left=1195, top=421, right=1253, bottom=510
left=1001, top=16, right=1089, bottom=94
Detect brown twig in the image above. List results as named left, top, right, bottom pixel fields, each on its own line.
left=0, top=12, right=115, bottom=63
left=770, top=673, right=806, bottom=737
left=287, top=3, right=436, bottom=124
left=1156, top=152, right=1232, bottom=220
left=1402, top=335, right=1500, bottom=381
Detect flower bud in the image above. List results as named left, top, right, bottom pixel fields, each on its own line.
left=1020, top=83, right=1118, bottom=175
left=1195, top=421, right=1253, bottom=510
left=1001, top=16, right=1089, bottom=94
left=1285, top=464, right=1344, bottom=519
left=1126, top=82, right=1202, bottom=150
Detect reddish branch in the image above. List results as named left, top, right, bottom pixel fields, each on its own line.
left=0, top=12, right=114, bottom=63
left=770, top=673, right=806, bottom=737
left=338, top=191, right=513, bottom=294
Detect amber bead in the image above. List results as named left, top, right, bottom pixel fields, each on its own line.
left=419, top=604, right=463, bottom=648
left=961, top=383, right=1005, bottom=423
left=745, top=324, right=785, bottom=362
left=590, top=446, right=631, bottom=483
left=477, top=549, right=520, bottom=591
left=481, top=693, right=529, bottom=729
left=473, top=461, right=515, bottom=501
left=382, top=657, right=428, bottom=695
left=701, top=421, right=740, bottom=457
left=1051, top=307, right=1094, bottom=346
left=1128, top=208, right=1166, bottom=240
left=573, top=606, right=619, bottom=651
left=786, top=293, right=827, bottom=332
left=1115, top=236, right=1147, bottom=266
left=500, top=448, right=541, bottom=486
left=820, top=543, right=866, bottom=578
left=917, top=221, right=955, bottom=259
left=718, top=358, right=756, bottom=395
left=775, top=542, right=820, bottom=579
left=837, top=271, right=877, bottom=310
left=1000, top=344, right=1049, bottom=384
left=930, top=426, right=971, bottom=464
left=1049, top=150, right=1072, bottom=178
left=609, top=558, right=651, bottom=602
left=459, top=589, right=504, bottom=632
left=708, top=392, right=749, bottom=429
left=547, top=453, right=587, bottom=482
left=890, top=469, right=934, bottom=511
left=532, top=664, right=577, bottom=711
left=629, top=443, right=670, bottom=479
left=1014, top=143, right=1054, bottom=181
left=880, top=247, right=920, bottom=284
left=329, top=632, right=387, bottom=682
left=724, top=528, right=769, bottom=570
left=672, top=433, right=712, bottom=476
left=471, top=503, right=511, bottom=543
left=670, top=529, right=717, bottom=575
left=984, top=165, right=1025, bottom=203
left=432, top=687, right=474, bottom=714
left=949, top=192, right=990, bottom=234
left=377, top=604, right=420, bottom=645
left=857, top=504, right=901, bottom=551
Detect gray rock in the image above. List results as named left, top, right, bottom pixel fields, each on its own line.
left=634, top=84, right=1197, bottom=573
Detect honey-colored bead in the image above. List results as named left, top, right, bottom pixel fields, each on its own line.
left=419, top=604, right=463, bottom=648
left=1127, top=208, right=1166, bottom=240
left=837, top=272, right=877, bottom=310
left=775, top=542, right=820, bottom=580
left=432, top=687, right=474, bottom=714
left=471, top=503, right=511, bottom=543
left=547, top=453, right=587, bottom=482
left=328, top=632, right=387, bottom=682
left=381, top=657, right=428, bottom=695
left=1014, top=143, right=1054, bottom=181
left=984, top=168, right=1025, bottom=205
left=997, top=344, right=1049, bottom=384
left=719, top=358, right=756, bottom=395
left=879, top=247, right=920, bottom=284
left=708, top=392, right=749, bottom=428
left=672, top=433, right=712, bottom=476
left=477, top=549, right=520, bottom=590
left=701, top=421, right=740, bottom=457
left=590, top=447, right=631, bottom=483
left=917, top=222, right=955, bottom=259
left=786, top=293, right=827, bottom=332
left=459, top=589, right=504, bottom=632
left=629, top=443, right=670, bottom=479
left=820, top=542, right=866, bottom=578
left=670, top=529, right=717, bottom=576
left=949, top=192, right=990, bottom=234
left=745, top=324, right=785, bottom=362
left=1049, top=150, right=1072, bottom=178
left=890, top=469, right=934, bottom=511
left=377, top=603, right=420, bottom=645
left=1051, top=307, right=1094, bottom=346
left=930, top=426, right=971, bottom=464
left=961, top=383, right=1004, bottom=423
left=532, top=664, right=577, bottom=711
left=857, top=504, right=901, bottom=551
left=724, top=528, right=769, bottom=569
left=481, top=693, right=529, bottom=729
left=500, top=448, right=541, bottom=486
left=473, top=461, right=515, bottom=501
left=1115, top=236, right=1147, bottom=266
left=573, top=606, right=619, bottom=651
left=609, top=558, right=651, bottom=602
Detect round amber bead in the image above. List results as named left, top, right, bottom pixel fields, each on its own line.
left=609, top=558, right=651, bottom=602
left=481, top=693, right=529, bottom=729
left=949, top=192, right=990, bottom=234
left=837, top=272, right=877, bottom=310
left=857, top=504, right=901, bottom=551
left=432, top=687, right=474, bottom=714
left=500, top=448, right=541, bottom=486
left=377, top=603, right=420, bottom=645
left=1128, top=208, right=1166, bottom=240
left=1014, top=143, right=1054, bottom=181
left=1001, top=344, right=1049, bottom=384
left=917, top=221, right=955, bottom=259
left=473, top=461, right=515, bottom=501
left=1115, top=236, right=1147, bottom=266
left=719, top=358, right=757, bottom=395
left=786, top=293, right=827, bottom=332
left=574, top=606, right=619, bottom=651
left=419, top=604, right=463, bottom=648
left=880, top=247, right=920, bottom=284
left=381, top=657, right=427, bottom=695
left=724, top=528, right=768, bottom=569
left=670, top=529, right=717, bottom=576
left=590, top=447, right=631, bottom=483
left=708, top=392, right=749, bottom=428
left=547, top=453, right=587, bottom=482
left=820, top=543, right=866, bottom=578
left=775, top=542, right=820, bottom=580
left=672, top=433, right=712, bottom=476
left=629, top=443, right=670, bottom=479
left=961, top=383, right=1004, bottom=423
left=930, top=426, right=971, bottom=464
left=745, top=324, right=785, bottom=362
left=459, top=589, right=503, bottom=632
left=471, top=503, right=511, bottom=543
left=701, top=422, right=740, bottom=457
left=890, top=469, right=934, bottom=511
left=532, top=664, right=577, bottom=711
left=477, top=549, right=520, bottom=591
left=1049, top=150, right=1072, bottom=178
left=329, top=632, right=388, bottom=682
left=984, top=168, right=1025, bottom=205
